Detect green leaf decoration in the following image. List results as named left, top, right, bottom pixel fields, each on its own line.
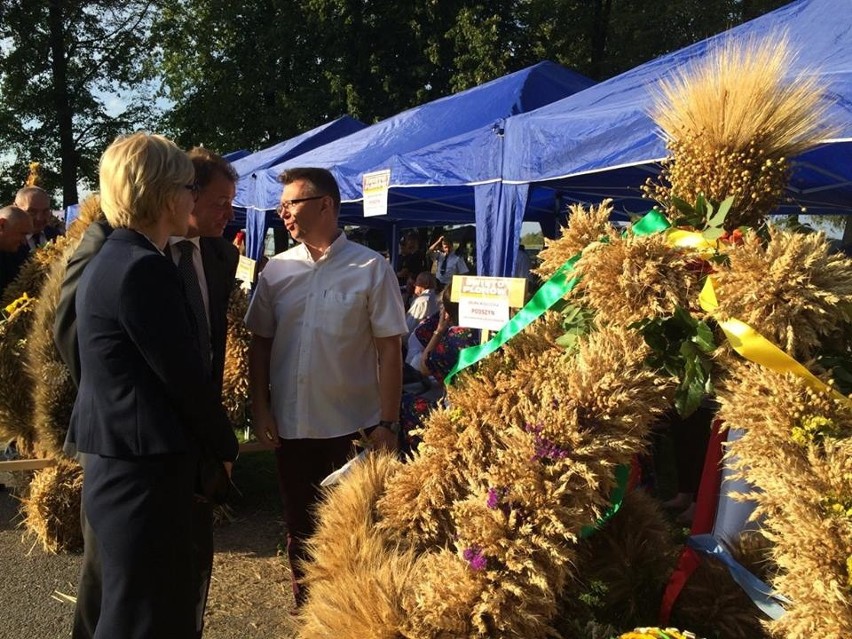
left=634, top=306, right=718, bottom=417
left=707, top=195, right=735, bottom=227
left=702, top=226, right=725, bottom=241
left=693, top=320, right=717, bottom=353
left=816, top=352, right=852, bottom=396
left=556, top=303, right=595, bottom=353
left=695, top=193, right=708, bottom=219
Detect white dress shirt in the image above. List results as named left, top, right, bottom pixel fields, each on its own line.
left=244, top=232, right=407, bottom=439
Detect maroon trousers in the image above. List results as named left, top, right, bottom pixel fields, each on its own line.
left=273, top=434, right=356, bottom=606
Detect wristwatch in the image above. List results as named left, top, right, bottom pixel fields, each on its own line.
left=377, top=419, right=401, bottom=435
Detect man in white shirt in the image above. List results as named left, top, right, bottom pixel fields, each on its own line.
left=245, top=167, right=406, bottom=606
left=405, top=271, right=439, bottom=336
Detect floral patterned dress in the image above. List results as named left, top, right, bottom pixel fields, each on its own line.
left=400, top=315, right=478, bottom=454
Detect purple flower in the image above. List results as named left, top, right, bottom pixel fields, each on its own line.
left=462, top=546, right=487, bottom=571
left=524, top=422, right=543, bottom=435
left=524, top=422, right=569, bottom=462
left=486, top=487, right=503, bottom=509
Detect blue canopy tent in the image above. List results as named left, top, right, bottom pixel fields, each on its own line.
left=232, top=115, right=367, bottom=255
left=223, top=149, right=251, bottom=162
left=486, top=0, right=852, bottom=274
left=244, top=61, right=595, bottom=263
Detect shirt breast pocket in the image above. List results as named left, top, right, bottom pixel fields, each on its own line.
left=319, top=290, right=367, bottom=337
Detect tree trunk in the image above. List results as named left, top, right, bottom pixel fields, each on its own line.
left=48, top=1, right=78, bottom=207
left=589, top=0, right=613, bottom=80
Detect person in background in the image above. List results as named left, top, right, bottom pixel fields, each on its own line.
left=245, top=167, right=406, bottom=606
left=396, top=232, right=426, bottom=286
left=15, top=186, right=60, bottom=250
left=428, top=234, right=469, bottom=291
left=2, top=187, right=60, bottom=292
left=405, top=271, right=439, bottom=336
left=0, top=205, right=33, bottom=298
left=399, top=283, right=478, bottom=453
left=65, top=132, right=238, bottom=639
left=513, top=243, right=532, bottom=281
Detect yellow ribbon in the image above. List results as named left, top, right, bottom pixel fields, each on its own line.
left=661, top=228, right=850, bottom=407
left=665, top=229, right=717, bottom=257
left=700, top=276, right=851, bottom=406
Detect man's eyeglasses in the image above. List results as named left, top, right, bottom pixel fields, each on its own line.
left=277, top=195, right=326, bottom=215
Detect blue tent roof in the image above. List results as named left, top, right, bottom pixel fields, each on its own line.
left=223, top=149, right=251, bottom=162
left=250, top=61, right=594, bottom=209
left=242, top=61, right=594, bottom=263
left=233, top=115, right=366, bottom=210
left=501, top=0, right=852, bottom=214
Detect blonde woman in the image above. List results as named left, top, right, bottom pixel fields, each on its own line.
left=66, top=133, right=238, bottom=638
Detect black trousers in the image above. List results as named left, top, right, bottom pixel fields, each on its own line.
left=273, top=435, right=355, bottom=606
left=74, top=454, right=214, bottom=639
left=72, top=503, right=101, bottom=639
left=82, top=452, right=198, bottom=639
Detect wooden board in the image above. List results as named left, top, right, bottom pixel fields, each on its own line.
left=0, top=440, right=267, bottom=473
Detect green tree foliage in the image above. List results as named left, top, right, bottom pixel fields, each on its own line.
left=0, top=1, right=160, bottom=206
left=152, top=0, right=330, bottom=151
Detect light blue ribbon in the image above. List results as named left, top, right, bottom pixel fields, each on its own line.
left=687, top=533, right=790, bottom=620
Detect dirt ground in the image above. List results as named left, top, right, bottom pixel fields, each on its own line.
left=0, top=451, right=298, bottom=639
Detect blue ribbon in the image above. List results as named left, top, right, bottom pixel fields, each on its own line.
left=687, top=533, right=790, bottom=620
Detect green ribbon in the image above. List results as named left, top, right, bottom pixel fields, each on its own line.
left=579, top=464, right=630, bottom=538
left=631, top=208, right=672, bottom=236
left=446, top=208, right=671, bottom=384
left=444, top=252, right=582, bottom=383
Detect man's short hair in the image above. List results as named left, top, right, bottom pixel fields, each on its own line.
left=14, top=186, right=49, bottom=206
left=415, top=271, right=436, bottom=289
left=99, top=132, right=194, bottom=229
left=278, top=167, right=341, bottom=211
left=188, top=147, right=237, bottom=188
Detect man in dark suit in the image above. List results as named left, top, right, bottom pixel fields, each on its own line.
left=54, top=149, right=239, bottom=639
left=165, top=147, right=239, bottom=638
left=15, top=186, right=61, bottom=249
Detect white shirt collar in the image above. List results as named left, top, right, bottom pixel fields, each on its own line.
left=298, top=230, right=346, bottom=263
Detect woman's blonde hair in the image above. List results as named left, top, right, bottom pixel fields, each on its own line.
left=99, top=132, right=194, bottom=229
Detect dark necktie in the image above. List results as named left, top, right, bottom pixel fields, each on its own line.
left=439, top=255, right=448, bottom=277
left=176, top=240, right=212, bottom=377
